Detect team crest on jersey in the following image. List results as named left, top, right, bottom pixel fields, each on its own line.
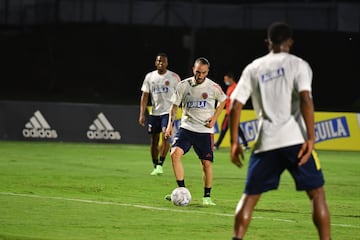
left=165, top=80, right=170, bottom=86
left=202, top=92, right=208, bottom=99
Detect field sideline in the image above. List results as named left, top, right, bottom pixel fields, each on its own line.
left=0, top=141, right=359, bottom=240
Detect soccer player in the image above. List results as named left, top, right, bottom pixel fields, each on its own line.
left=139, top=53, right=181, bottom=175
left=164, top=57, right=227, bottom=206
left=214, top=72, right=249, bottom=150
left=229, top=22, right=331, bottom=239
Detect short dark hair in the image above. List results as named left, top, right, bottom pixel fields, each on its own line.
left=156, top=52, right=168, bottom=59
left=195, top=57, right=210, bottom=68
left=267, top=22, right=293, bottom=45
left=224, top=71, right=235, bottom=79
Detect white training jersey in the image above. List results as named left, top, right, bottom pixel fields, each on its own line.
left=230, top=51, right=313, bottom=153
left=141, top=70, right=181, bottom=116
left=171, top=77, right=227, bottom=133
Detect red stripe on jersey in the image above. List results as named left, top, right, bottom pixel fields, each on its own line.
left=171, top=73, right=181, bottom=82
left=213, top=83, right=224, bottom=94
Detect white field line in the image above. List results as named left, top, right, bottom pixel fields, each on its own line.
left=0, top=192, right=358, bottom=228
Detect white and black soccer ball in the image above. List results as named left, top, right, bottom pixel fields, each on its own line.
left=171, top=187, right=192, bottom=206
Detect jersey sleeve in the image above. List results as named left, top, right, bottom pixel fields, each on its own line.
left=173, top=72, right=181, bottom=83
left=295, top=59, right=312, bottom=93
left=141, top=72, right=151, bottom=93
left=213, top=83, right=227, bottom=102
left=230, top=65, right=253, bottom=105
left=171, top=80, right=186, bottom=106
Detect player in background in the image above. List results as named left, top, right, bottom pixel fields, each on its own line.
left=139, top=53, right=181, bottom=176
left=214, top=72, right=249, bottom=150
left=229, top=22, right=331, bottom=240
left=164, top=57, right=227, bottom=206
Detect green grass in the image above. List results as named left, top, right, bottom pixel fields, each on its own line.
left=0, top=141, right=359, bottom=240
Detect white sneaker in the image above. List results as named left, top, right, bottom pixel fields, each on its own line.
left=242, top=145, right=250, bottom=151
left=156, top=165, right=163, bottom=174
left=150, top=165, right=163, bottom=175
left=203, top=197, right=216, bottom=206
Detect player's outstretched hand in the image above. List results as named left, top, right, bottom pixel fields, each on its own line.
left=297, top=139, right=314, bottom=166
left=230, top=143, right=244, bottom=168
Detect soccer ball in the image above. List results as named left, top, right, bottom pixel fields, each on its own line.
left=171, top=187, right=192, bottom=206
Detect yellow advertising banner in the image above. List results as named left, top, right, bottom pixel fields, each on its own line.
left=214, top=110, right=360, bottom=151
left=148, top=107, right=360, bottom=151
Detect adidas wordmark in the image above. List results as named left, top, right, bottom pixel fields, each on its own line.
left=87, top=112, right=121, bottom=140
left=23, top=110, right=58, bottom=138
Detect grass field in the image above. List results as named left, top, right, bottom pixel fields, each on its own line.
left=0, top=141, right=359, bottom=240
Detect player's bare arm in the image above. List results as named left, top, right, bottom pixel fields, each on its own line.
left=206, top=100, right=226, bottom=128
left=165, top=104, right=178, bottom=139
left=297, top=90, right=315, bottom=166
left=229, top=100, right=245, bottom=168
left=139, top=92, right=149, bottom=126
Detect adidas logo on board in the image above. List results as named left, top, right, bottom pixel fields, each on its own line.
left=23, top=110, right=58, bottom=138
left=87, top=112, right=121, bottom=140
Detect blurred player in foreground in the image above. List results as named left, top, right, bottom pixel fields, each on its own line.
left=139, top=53, right=181, bottom=175
left=214, top=72, right=249, bottom=150
left=165, top=57, right=227, bottom=205
left=229, top=22, right=331, bottom=239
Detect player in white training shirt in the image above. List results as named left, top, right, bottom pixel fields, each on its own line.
left=139, top=53, right=180, bottom=176
left=229, top=22, right=331, bottom=240
left=164, top=57, right=227, bottom=206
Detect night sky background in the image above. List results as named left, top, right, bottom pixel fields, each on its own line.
left=0, top=0, right=359, bottom=112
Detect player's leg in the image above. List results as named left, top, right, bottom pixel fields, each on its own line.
left=233, top=193, right=261, bottom=239
left=232, top=149, right=284, bottom=238
left=154, top=131, right=169, bottom=175
left=164, top=145, right=186, bottom=201
left=164, top=128, right=191, bottom=201
left=149, top=133, right=161, bottom=175
left=200, top=159, right=216, bottom=205
left=214, top=114, right=229, bottom=149
left=286, top=145, right=331, bottom=240
left=170, top=146, right=185, bottom=185
left=170, top=128, right=192, bottom=187
left=150, top=133, right=160, bottom=166
left=158, top=114, right=170, bottom=169
left=201, top=159, right=213, bottom=189
left=306, top=187, right=331, bottom=240
left=238, top=125, right=249, bottom=150
left=194, top=133, right=216, bottom=205
left=148, top=115, right=162, bottom=175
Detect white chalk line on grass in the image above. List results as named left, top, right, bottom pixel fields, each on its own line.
left=0, top=192, right=358, bottom=228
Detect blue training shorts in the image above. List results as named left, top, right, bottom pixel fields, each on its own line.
left=148, top=114, right=169, bottom=134
left=245, top=144, right=325, bottom=195
left=172, top=128, right=214, bottom=161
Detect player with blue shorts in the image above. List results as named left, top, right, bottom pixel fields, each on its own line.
left=148, top=114, right=169, bottom=136
left=172, top=128, right=214, bottom=162
left=229, top=22, right=331, bottom=239
left=139, top=53, right=180, bottom=175
left=245, top=145, right=324, bottom=195
left=165, top=57, right=227, bottom=206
